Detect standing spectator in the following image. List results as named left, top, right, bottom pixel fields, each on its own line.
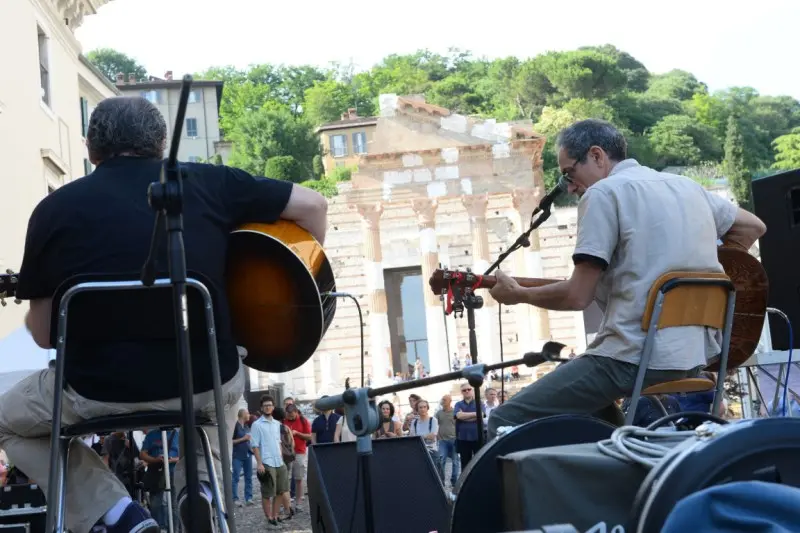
left=102, top=432, right=142, bottom=498
left=250, top=395, right=291, bottom=525
left=374, top=401, right=403, bottom=439
left=284, top=404, right=312, bottom=508
left=408, top=399, right=439, bottom=465
left=311, top=396, right=340, bottom=444
left=435, top=395, right=459, bottom=486
left=140, top=428, right=180, bottom=531
left=454, top=383, right=482, bottom=468
left=231, top=408, right=253, bottom=507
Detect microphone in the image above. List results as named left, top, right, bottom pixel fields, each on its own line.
left=535, top=176, right=569, bottom=214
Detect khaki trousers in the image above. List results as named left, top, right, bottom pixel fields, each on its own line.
left=487, top=354, right=702, bottom=440
left=0, top=363, right=244, bottom=533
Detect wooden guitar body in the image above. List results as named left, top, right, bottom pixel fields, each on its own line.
left=226, top=221, right=336, bottom=373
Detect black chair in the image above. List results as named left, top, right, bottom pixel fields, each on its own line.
left=44, top=274, right=235, bottom=533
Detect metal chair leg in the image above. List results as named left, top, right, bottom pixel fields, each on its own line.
left=197, top=427, right=229, bottom=533
left=48, top=438, right=71, bottom=533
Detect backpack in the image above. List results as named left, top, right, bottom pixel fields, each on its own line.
left=413, top=418, right=433, bottom=435
left=280, top=424, right=295, bottom=464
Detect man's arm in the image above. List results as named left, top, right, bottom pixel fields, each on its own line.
left=519, top=262, right=604, bottom=311
left=280, top=184, right=329, bottom=246
left=26, top=298, right=52, bottom=349
left=721, top=208, right=766, bottom=251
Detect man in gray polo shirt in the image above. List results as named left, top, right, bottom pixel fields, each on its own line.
left=487, top=119, right=766, bottom=439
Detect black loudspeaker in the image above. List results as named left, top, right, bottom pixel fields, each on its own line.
left=751, top=168, right=800, bottom=349
left=308, top=437, right=451, bottom=533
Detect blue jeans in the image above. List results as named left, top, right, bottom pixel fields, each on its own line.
left=232, top=455, right=253, bottom=502
left=438, top=439, right=460, bottom=485
left=150, top=490, right=180, bottom=531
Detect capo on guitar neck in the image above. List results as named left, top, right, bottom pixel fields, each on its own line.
left=441, top=270, right=484, bottom=316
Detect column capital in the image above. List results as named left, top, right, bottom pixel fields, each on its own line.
left=357, top=202, right=384, bottom=230
left=512, top=187, right=543, bottom=217
left=411, top=198, right=438, bottom=229
left=461, top=193, right=489, bottom=220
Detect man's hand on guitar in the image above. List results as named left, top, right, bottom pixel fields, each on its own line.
left=489, top=270, right=523, bottom=305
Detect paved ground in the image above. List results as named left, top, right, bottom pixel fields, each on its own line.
left=234, top=499, right=311, bottom=533
left=232, top=460, right=457, bottom=532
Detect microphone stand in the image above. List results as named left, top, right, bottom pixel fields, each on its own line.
left=140, top=75, right=205, bottom=533
left=443, top=189, right=559, bottom=447
left=315, top=342, right=569, bottom=533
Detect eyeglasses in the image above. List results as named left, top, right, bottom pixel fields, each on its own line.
left=560, top=151, right=588, bottom=184
left=461, top=388, right=472, bottom=392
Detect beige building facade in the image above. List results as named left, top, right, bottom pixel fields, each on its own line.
left=259, top=95, right=592, bottom=400
left=115, top=73, right=226, bottom=164
left=0, top=0, right=118, bottom=341
left=316, top=108, right=377, bottom=173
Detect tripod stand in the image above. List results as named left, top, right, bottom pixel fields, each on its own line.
left=140, top=75, right=235, bottom=532
left=316, top=343, right=568, bottom=533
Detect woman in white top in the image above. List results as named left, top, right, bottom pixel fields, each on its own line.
left=334, top=416, right=357, bottom=442
left=408, top=399, right=439, bottom=453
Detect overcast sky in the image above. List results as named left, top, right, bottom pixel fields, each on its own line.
left=76, top=0, right=799, bottom=100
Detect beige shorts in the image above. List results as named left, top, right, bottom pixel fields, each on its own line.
left=291, top=453, right=307, bottom=480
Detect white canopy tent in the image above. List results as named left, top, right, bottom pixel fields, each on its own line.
left=0, top=327, right=53, bottom=393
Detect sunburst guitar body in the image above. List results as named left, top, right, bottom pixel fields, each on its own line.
left=226, top=221, right=337, bottom=373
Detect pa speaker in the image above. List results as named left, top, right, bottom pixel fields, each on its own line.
left=752, top=168, right=800, bottom=349
left=307, top=436, right=451, bottom=533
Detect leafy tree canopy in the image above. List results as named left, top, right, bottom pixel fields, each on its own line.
left=89, top=46, right=800, bottom=198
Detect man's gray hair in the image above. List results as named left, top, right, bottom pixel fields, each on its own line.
left=556, top=119, right=627, bottom=163
left=86, top=96, right=167, bottom=162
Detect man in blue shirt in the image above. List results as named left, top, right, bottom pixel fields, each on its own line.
left=250, top=395, right=290, bottom=526
left=231, top=408, right=253, bottom=507
left=311, top=396, right=340, bottom=444
left=140, top=428, right=180, bottom=530
left=453, top=383, right=482, bottom=468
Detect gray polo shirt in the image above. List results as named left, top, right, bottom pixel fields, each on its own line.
left=575, top=159, right=737, bottom=370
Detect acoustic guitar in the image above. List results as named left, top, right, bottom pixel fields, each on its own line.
left=429, top=245, right=768, bottom=372
left=0, top=222, right=337, bottom=374
left=226, top=221, right=337, bottom=373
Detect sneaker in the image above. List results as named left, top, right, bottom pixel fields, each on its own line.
left=178, top=488, right=213, bottom=533
left=102, top=502, right=159, bottom=533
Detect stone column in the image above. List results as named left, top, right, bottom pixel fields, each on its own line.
left=357, top=202, right=392, bottom=385
left=411, top=198, right=449, bottom=377
left=437, top=241, right=460, bottom=369
left=512, top=188, right=551, bottom=350
left=462, top=194, right=499, bottom=364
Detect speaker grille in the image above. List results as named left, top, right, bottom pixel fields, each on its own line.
left=308, top=436, right=451, bottom=533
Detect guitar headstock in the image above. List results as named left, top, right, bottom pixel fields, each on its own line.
left=429, top=268, right=484, bottom=295
left=0, top=269, right=21, bottom=307
left=430, top=268, right=486, bottom=316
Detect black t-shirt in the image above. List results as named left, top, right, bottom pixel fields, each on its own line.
left=16, top=156, right=293, bottom=402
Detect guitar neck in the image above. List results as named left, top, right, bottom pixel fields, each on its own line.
left=477, top=275, right=561, bottom=290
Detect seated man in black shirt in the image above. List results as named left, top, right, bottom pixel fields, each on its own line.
left=0, top=96, right=328, bottom=533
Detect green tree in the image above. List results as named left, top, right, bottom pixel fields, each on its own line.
left=722, top=116, right=752, bottom=209
left=86, top=48, right=148, bottom=83
left=648, top=115, right=721, bottom=168
left=304, top=79, right=373, bottom=126
left=312, top=155, right=324, bottom=178
left=264, top=155, right=301, bottom=182
left=772, top=127, right=800, bottom=170
left=300, top=177, right=339, bottom=198
left=646, top=70, right=706, bottom=101
left=227, top=105, right=321, bottom=179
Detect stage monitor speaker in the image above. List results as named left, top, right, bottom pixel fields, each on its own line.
left=751, top=168, right=800, bottom=350
left=308, top=436, right=451, bottom=533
